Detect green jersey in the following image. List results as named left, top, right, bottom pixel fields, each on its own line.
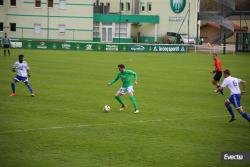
left=111, top=69, right=138, bottom=88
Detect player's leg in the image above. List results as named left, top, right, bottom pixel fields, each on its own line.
left=237, top=107, right=250, bottom=122
left=7, top=46, right=10, bottom=56
left=224, top=100, right=235, bottom=122
left=115, top=88, right=126, bottom=111
left=213, top=74, right=223, bottom=95
left=128, top=87, right=139, bottom=113
left=212, top=72, right=222, bottom=93
left=3, top=46, right=6, bottom=56
left=233, top=95, right=250, bottom=123
left=211, top=79, right=218, bottom=88
left=10, top=79, right=18, bottom=96
left=24, top=81, right=35, bottom=96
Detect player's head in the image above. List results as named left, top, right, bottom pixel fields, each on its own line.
left=18, top=54, right=24, bottom=63
left=4, top=33, right=7, bottom=37
left=118, top=64, right=125, bottom=72
left=212, top=53, right=218, bottom=60
left=223, top=69, right=231, bottom=78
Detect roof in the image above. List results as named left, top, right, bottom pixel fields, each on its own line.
left=201, top=22, right=248, bottom=31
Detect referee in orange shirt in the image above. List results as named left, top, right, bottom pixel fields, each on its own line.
left=211, top=53, right=223, bottom=94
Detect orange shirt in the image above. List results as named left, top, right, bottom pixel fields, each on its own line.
left=214, top=58, right=222, bottom=72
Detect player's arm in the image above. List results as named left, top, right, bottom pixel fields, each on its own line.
left=217, top=79, right=228, bottom=94
left=12, top=62, right=17, bottom=72
left=133, top=71, right=138, bottom=85
left=240, top=80, right=247, bottom=94
left=27, top=69, right=31, bottom=77
left=108, top=73, right=119, bottom=86
left=27, top=65, right=31, bottom=77
left=1, top=38, right=3, bottom=47
left=8, top=38, right=11, bottom=47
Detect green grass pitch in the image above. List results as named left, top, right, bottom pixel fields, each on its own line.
left=0, top=49, right=250, bottom=167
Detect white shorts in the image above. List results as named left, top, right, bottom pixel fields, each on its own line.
left=117, top=86, right=134, bottom=95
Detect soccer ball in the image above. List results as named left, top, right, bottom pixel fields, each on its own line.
left=103, top=105, right=111, bottom=112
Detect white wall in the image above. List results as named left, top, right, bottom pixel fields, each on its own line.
left=0, top=0, right=94, bottom=41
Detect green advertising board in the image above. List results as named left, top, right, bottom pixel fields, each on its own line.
left=22, top=41, right=187, bottom=53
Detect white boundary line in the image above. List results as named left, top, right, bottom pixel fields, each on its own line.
left=0, top=115, right=227, bottom=135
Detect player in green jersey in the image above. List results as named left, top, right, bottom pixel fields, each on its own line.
left=108, top=64, right=139, bottom=113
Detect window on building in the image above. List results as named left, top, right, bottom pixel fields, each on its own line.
left=93, top=22, right=100, bottom=38
left=10, top=0, right=16, bottom=6
left=59, top=0, right=66, bottom=9
left=10, top=23, right=16, bottom=31
left=34, top=23, right=41, bottom=33
left=0, top=0, right=4, bottom=5
left=140, top=2, right=145, bottom=12
left=0, top=23, right=3, bottom=32
left=58, top=24, right=65, bottom=34
left=126, top=2, right=130, bottom=11
left=48, top=0, right=53, bottom=7
left=35, top=0, right=41, bottom=7
left=120, top=2, right=124, bottom=11
left=147, top=2, right=152, bottom=12
left=115, top=23, right=128, bottom=38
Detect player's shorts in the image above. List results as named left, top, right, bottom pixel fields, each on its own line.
left=14, top=75, right=28, bottom=82
left=3, top=44, right=10, bottom=49
left=213, top=71, right=222, bottom=82
left=227, top=94, right=241, bottom=109
left=117, top=86, right=134, bottom=95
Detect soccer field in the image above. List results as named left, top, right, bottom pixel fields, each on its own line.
left=0, top=49, right=250, bottom=167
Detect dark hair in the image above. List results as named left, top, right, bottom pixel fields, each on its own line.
left=213, top=53, right=217, bottom=57
left=224, top=69, right=231, bottom=75
left=18, top=54, right=24, bottom=58
left=118, top=64, right=125, bottom=68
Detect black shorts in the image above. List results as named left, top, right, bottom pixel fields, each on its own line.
left=3, top=44, right=10, bottom=49
left=213, top=71, right=222, bottom=82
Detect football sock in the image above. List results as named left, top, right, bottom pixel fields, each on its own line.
left=240, top=112, right=250, bottom=122
left=130, top=95, right=138, bottom=110
left=11, top=82, right=15, bottom=93
left=26, top=83, right=33, bottom=93
left=4, top=50, right=6, bottom=56
left=8, top=50, right=10, bottom=56
left=115, top=96, right=125, bottom=107
left=226, top=105, right=235, bottom=118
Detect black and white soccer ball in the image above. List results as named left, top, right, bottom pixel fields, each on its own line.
left=103, top=105, right=111, bottom=113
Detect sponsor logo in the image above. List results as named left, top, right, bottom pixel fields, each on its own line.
left=168, top=16, right=185, bottom=21
left=170, top=0, right=186, bottom=14
left=130, top=45, right=145, bottom=51
left=85, top=44, right=93, bottom=51
left=27, top=43, right=32, bottom=48
left=53, top=43, right=57, bottom=49
left=37, top=42, right=47, bottom=49
left=153, top=46, right=158, bottom=52
left=76, top=44, right=80, bottom=50
left=106, top=45, right=118, bottom=51
left=62, top=43, right=71, bottom=50
left=153, top=46, right=186, bottom=52
left=123, top=46, right=127, bottom=51
left=98, top=45, right=101, bottom=50
left=149, top=46, right=153, bottom=51
left=10, top=42, right=22, bottom=48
